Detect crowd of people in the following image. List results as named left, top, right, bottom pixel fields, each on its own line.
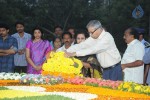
left=0, top=20, right=150, bottom=85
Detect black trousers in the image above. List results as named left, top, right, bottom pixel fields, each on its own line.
left=14, top=66, right=27, bottom=73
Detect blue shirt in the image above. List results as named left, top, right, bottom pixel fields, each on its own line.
left=12, top=32, right=31, bottom=66
left=0, top=35, right=18, bottom=72
left=141, top=39, right=150, bottom=48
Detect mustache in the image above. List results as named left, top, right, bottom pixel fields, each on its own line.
left=64, top=41, right=69, bottom=43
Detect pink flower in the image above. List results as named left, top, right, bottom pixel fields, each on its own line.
left=76, top=79, right=84, bottom=84
left=45, top=78, right=50, bottom=83
left=98, top=82, right=103, bottom=86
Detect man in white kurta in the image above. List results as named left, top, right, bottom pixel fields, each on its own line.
left=121, top=28, right=145, bottom=84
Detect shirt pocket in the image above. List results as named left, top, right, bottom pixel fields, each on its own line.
left=124, top=52, right=136, bottom=63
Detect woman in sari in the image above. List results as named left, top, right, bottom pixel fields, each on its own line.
left=26, top=27, right=52, bottom=74
left=75, top=31, right=102, bottom=78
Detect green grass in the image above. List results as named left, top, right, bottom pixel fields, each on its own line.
left=0, top=87, right=9, bottom=90
left=1, top=95, right=74, bottom=100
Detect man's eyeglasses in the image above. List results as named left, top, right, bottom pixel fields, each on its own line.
left=89, top=27, right=99, bottom=35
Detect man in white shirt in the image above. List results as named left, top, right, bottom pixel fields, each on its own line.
left=65, top=20, right=122, bottom=81
left=121, top=27, right=145, bottom=84
left=57, top=32, right=72, bottom=52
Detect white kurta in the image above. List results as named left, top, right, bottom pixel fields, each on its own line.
left=56, top=45, right=67, bottom=52
left=121, top=39, right=145, bottom=84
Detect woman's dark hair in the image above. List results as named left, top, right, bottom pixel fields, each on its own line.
left=32, top=26, right=45, bottom=40
left=75, top=30, right=89, bottom=39
left=128, top=27, right=138, bottom=39
left=62, top=32, right=72, bottom=39
left=74, top=30, right=89, bottom=44
left=52, top=36, right=62, bottom=44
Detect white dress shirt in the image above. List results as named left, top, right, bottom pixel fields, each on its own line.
left=67, top=30, right=121, bottom=68
left=121, top=39, right=145, bottom=84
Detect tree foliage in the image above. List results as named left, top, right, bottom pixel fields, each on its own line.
left=0, top=0, right=149, bottom=52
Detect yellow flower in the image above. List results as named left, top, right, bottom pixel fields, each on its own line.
left=134, top=85, right=141, bottom=91
left=0, top=90, right=44, bottom=99
left=123, top=83, right=130, bottom=88
left=42, top=52, right=83, bottom=77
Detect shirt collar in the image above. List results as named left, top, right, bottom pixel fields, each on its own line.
left=63, top=46, right=67, bottom=50
left=127, top=39, right=138, bottom=46
left=16, top=32, right=27, bottom=38
left=98, top=29, right=106, bottom=39
left=0, top=35, right=11, bottom=40
left=141, top=39, right=145, bottom=44
left=62, top=45, right=71, bottom=50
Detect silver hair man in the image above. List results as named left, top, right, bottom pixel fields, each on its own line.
left=66, top=20, right=122, bottom=81
left=86, top=20, right=102, bottom=29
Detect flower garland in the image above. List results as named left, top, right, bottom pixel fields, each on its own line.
left=87, top=87, right=150, bottom=100
left=0, top=72, right=26, bottom=80
left=42, top=52, right=83, bottom=78
left=0, top=73, right=25, bottom=86
left=1, top=72, right=150, bottom=99
left=0, top=80, right=20, bottom=86
left=42, top=84, right=92, bottom=92
left=20, top=74, right=63, bottom=85
left=118, top=82, right=150, bottom=95
left=42, top=84, right=150, bottom=100
left=66, top=77, right=122, bottom=89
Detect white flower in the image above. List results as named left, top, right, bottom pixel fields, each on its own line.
left=41, top=92, right=98, bottom=100
left=14, top=76, right=21, bottom=80
left=0, top=75, right=3, bottom=79
left=4, top=86, right=46, bottom=92
left=4, top=76, right=9, bottom=80
left=0, top=72, right=23, bottom=80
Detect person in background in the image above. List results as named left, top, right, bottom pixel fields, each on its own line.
left=26, top=26, right=52, bottom=74
left=49, top=25, right=63, bottom=49
left=12, top=21, right=31, bottom=73
left=54, top=25, right=63, bottom=38
left=121, top=27, right=145, bottom=84
left=57, top=32, right=72, bottom=52
left=67, top=26, right=76, bottom=45
left=75, top=31, right=102, bottom=78
left=65, top=20, right=122, bottom=81
left=0, top=23, right=18, bottom=72
left=46, top=37, right=62, bottom=60
left=136, top=28, right=150, bottom=85
left=52, top=37, right=62, bottom=52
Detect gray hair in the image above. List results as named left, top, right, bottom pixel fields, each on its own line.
left=86, top=20, right=102, bottom=29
